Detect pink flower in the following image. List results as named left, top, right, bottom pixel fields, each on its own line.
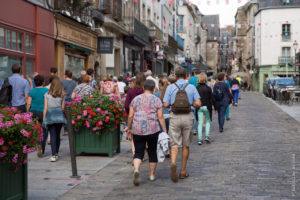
left=98, top=121, right=103, bottom=125
left=23, top=145, right=27, bottom=154
left=83, top=110, right=88, bottom=116
left=26, top=147, right=35, bottom=154
left=93, top=127, right=100, bottom=131
left=23, top=158, right=28, bottom=164
left=20, top=129, right=30, bottom=137
left=74, top=96, right=82, bottom=103
left=0, top=137, right=4, bottom=146
left=72, top=120, right=75, bottom=124
left=77, top=115, right=81, bottom=119
left=104, top=111, right=108, bottom=114
left=88, top=115, right=92, bottom=119
left=83, top=103, right=87, bottom=106
left=109, top=97, right=114, bottom=101
left=98, top=101, right=103, bottom=105
left=12, top=154, right=18, bottom=163
left=0, top=152, right=7, bottom=158
left=96, top=108, right=101, bottom=113
left=86, top=121, right=90, bottom=128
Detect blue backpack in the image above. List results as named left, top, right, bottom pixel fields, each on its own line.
left=213, top=83, right=224, bottom=101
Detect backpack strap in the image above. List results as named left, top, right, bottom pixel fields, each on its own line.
left=183, top=83, right=189, bottom=90
left=174, top=83, right=181, bottom=90
left=174, top=83, right=189, bottom=91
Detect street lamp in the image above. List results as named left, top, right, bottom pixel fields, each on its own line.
left=293, top=40, right=298, bottom=74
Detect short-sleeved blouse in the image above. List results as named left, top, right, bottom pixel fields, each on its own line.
left=101, top=81, right=118, bottom=96
left=130, top=94, right=162, bottom=135
left=73, top=83, right=92, bottom=97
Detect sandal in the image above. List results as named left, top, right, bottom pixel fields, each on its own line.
left=170, top=164, right=178, bottom=182
left=179, top=172, right=190, bottom=179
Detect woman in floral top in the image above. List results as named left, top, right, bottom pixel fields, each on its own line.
left=71, top=75, right=92, bottom=98
left=100, top=74, right=120, bottom=99
left=127, top=79, right=167, bottom=186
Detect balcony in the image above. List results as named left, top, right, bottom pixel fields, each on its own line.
left=177, top=26, right=186, bottom=33
left=254, top=58, right=259, bottom=66
left=124, top=17, right=149, bottom=43
left=147, top=20, right=163, bottom=40
left=282, top=33, right=291, bottom=41
left=176, top=34, right=184, bottom=50
left=278, top=56, right=295, bottom=66
left=112, top=0, right=122, bottom=21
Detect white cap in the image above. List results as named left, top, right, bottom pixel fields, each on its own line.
left=80, top=70, right=87, bottom=76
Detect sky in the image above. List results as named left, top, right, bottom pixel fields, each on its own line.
left=189, top=0, right=250, bottom=27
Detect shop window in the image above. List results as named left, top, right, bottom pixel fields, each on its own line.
left=282, top=0, right=290, bottom=5
left=25, top=35, right=35, bottom=54
left=0, top=54, right=22, bottom=79
left=64, top=54, right=85, bottom=79
left=25, top=59, right=35, bottom=78
left=0, top=28, right=4, bottom=48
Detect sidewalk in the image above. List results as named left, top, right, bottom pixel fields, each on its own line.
left=28, top=134, right=131, bottom=200
left=263, top=93, right=300, bottom=122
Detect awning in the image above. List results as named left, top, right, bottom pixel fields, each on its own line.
left=192, top=62, right=214, bottom=73
left=66, top=43, right=92, bottom=54
left=124, top=34, right=149, bottom=47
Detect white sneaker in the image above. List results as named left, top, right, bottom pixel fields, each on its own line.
left=48, top=156, right=57, bottom=162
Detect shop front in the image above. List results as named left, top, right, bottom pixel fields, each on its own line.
left=54, top=14, right=97, bottom=79
left=0, top=0, right=54, bottom=80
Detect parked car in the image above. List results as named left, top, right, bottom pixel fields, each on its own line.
left=271, top=78, right=296, bottom=100
left=263, top=78, right=276, bottom=97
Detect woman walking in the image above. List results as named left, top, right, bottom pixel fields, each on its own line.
left=231, top=76, right=240, bottom=106
left=127, top=79, right=167, bottom=186
left=100, top=74, right=120, bottom=99
left=71, top=75, right=93, bottom=99
left=26, top=75, right=49, bottom=157
left=43, top=79, right=66, bottom=162
left=196, top=74, right=214, bottom=145
left=154, top=77, right=170, bottom=132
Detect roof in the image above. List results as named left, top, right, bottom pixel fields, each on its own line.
left=202, top=15, right=220, bottom=41
left=256, top=0, right=300, bottom=14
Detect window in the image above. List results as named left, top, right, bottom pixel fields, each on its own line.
left=282, top=24, right=290, bottom=40
left=0, top=28, right=4, bottom=48
left=0, top=27, right=23, bottom=52
left=12, top=31, right=17, bottom=51
left=178, top=15, right=184, bottom=33
left=25, top=59, right=35, bottom=78
left=0, top=54, right=22, bottom=79
left=25, top=34, right=35, bottom=54
left=282, top=0, right=290, bottom=5
left=282, top=47, right=291, bottom=64
left=64, top=55, right=85, bottom=78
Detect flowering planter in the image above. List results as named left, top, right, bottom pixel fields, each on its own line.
left=74, top=125, right=120, bottom=157
left=0, top=162, right=27, bottom=200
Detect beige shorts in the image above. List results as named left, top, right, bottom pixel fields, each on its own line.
left=169, top=112, right=194, bottom=148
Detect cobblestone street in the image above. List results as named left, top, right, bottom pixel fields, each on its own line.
left=59, top=92, right=300, bottom=200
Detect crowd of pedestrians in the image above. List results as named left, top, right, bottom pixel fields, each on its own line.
left=0, top=63, right=243, bottom=185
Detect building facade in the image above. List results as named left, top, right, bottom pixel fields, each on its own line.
left=0, top=0, right=54, bottom=80
left=253, top=0, right=300, bottom=92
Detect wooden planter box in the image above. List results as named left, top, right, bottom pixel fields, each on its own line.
left=74, top=125, right=120, bottom=157
left=0, top=162, right=27, bottom=200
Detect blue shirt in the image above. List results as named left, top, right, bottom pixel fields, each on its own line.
left=163, top=79, right=200, bottom=111
left=154, top=90, right=170, bottom=115
left=29, top=87, right=49, bottom=112
left=8, top=74, right=30, bottom=106
left=188, top=76, right=198, bottom=88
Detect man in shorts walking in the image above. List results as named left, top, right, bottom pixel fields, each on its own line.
left=163, top=67, right=201, bottom=182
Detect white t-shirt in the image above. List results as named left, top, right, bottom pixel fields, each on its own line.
left=146, top=76, right=159, bottom=89
left=117, top=81, right=126, bottom=93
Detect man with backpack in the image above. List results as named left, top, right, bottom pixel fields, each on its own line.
left=163, top=67, right=201, bottom=183
left=213, top=72, right=232, bottom=133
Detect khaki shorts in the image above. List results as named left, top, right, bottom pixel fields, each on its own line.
left=169, top=112, right=194, bottom=148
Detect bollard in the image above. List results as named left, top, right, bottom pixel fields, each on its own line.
left=65, top=105, right=80, bottom=178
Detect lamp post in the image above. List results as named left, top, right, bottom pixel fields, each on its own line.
left=293, top=40, right=298, bottom=75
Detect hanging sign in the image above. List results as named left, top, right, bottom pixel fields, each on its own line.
left=97, top=37, right=114, bottom=54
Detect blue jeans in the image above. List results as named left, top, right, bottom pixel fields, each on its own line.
left=217, top=105, right=227, bottom=131
left=232, top=89, right=239, bottom=104
left=48, top=123, right=63, bottom=156
left=197, top=106, right=211, bottom=141
left=194, top=110, right=198, bottom=132
left=159, top=118, right=169, bottom=133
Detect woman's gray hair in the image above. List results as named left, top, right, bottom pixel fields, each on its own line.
left=144, top=79, right=156, bottom=92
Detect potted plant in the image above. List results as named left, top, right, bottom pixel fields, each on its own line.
left=70, top=91, right=126, bottom=157
left=0, top=107, right=43, bottom=200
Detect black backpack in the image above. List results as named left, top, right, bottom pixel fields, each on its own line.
left=171, top=83, right=191, bottom=114
left=213, top=83, right=224, bottom=101
left=0, top=78, right=12, bottom=106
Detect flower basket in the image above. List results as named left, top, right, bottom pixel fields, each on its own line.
left=74, top=125, right=120, bottom=157
left=0, top=158, right=27, bottom=200
left=0, top=107, right=42, bottom=200
left=70, top=92, right=126, bottom=157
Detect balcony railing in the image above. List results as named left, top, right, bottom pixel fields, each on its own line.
left=112, top=0, right=122, bottom=21
left=176, top=34, right=184, bottom=50
left=147, top=20, right=163, bottom=40
left=168, top=35, right=178, bottom=50
left=124, top=17, right=149, bottom=43
left=278, top=56, right=295, bottom=66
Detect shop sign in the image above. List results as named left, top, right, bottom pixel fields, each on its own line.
left=97, top=37, right=114, bottom=54
left=157, top=50, right=164, bottom=60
